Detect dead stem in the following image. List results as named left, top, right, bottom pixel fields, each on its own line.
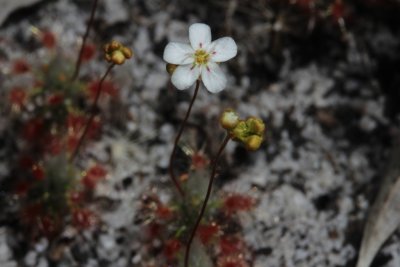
left=184, top=134, right=231, bottom=267
left=168, top=80, right=201, bottom=197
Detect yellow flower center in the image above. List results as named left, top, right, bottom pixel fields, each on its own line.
left=194, top=49, right=210, bottom=65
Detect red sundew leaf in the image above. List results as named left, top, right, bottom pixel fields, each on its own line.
left=197, top=223, right=219, bottom=244
left=47, top=93, right=64, bottom=106
left=87, top=118, right=101, bottom=139
left=81, top=175, right=96, bottom=189
left=219, top=236, right=244, bottom=255
left=67, top=134, right=79, bottom=153
left=19, top=155, right=34, bottom=169
left=45, top=135, right=63, bottom=155
left=191, top=152, right=209, bottom=170
left=21, top=203, right=43, bottom=225
left=223, top=194, right=255, bottom=215
left=331, top=0, right=346, bottom=21
left=32, top=165, right=45, bottom=181
left=9, top=87, right=27, bottom=106
left=81, top=164, right=107, bottom=189
left=22, top=118, right=44, bottom=141
left=41, top=31, right=56, bottom=49
left=217, top=255, right=249, bottom=267
left=102, top=81, right=119, bottom=97
left=67, top=113, right=86, bottom=134
left=81, top=43, right=96, bottom=62
left=87, top=80, right=118, bottom=100
left=163, top=239, right=182, bottom=261
left=87, top=164, right=107, bottom=178
left=33, top=79, right=44, bottom=88
left=69, top=190, right=85, bottom=204
left=67, top=114, right=100, bottom=139
left=155, top=204, right=173, bottom=220
left=37, top=215, right=61, bottom=237
left=147, top=222, right=163, bottom=239
left=12, top=59, right=30, bottom=74
left=72, top=208, right=98, bottom=229
left=14, top=180, right=31, bottom=196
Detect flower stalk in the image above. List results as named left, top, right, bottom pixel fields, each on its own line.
left=69, top=63, right=115, bottom=162
left=69, top=40, right=132, bottom=162
left=168, top=80, right=201, bottom=197
left=71, top=0, right=99, bottom=81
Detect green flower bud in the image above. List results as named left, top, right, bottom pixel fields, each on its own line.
left=222, top=110, right=265, bottom=151
left=231, top=120, right=248, bottom=141
left=104, top=40, right=133, bottom=65
left=245, top=135, right=263, bottom=151
left=246, top=117, right=265, bottom=136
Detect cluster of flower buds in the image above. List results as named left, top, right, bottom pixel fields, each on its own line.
left=104, top=40, right=133, bottom=65
left=220, top=109, right=265, bottom=151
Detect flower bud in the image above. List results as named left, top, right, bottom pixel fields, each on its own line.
left=246, top=117, right=265, bottom=136
left=166, top=63, right=178, bottom=76
left=104, top=40, right=133, bottom=65
left=109, top=40, right=121, bottom=51
left=220, top=109, right=240, bottom=130
left=121, top=47, right=133, bottom=59
left=231, top=120, right=247, bottom=141
left=245, top=135, right=263, bottom=151
left=221, top=109, right=265, bottom=151
left=111, top=50, right=126, bottom=65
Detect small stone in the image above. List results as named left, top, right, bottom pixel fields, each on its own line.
left=24, top=251, right=37, bottom=266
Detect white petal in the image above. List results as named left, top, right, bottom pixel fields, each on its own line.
left=163, top=42, right=194, bottom=65
left=209, top=37, right=237, bottom=62
left=189, top=23, right=212, bottom=50
left=201, top=62, right=227, bottom=93
left=171, top=64, right=200, bottom=90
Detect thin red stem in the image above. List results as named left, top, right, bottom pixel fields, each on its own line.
left=69, top=64, right=115, bottom=162
left=71, top=0, right=99, bottom=81
left=184, top=135, right=231, bottom=267
left=168, top=80, right=201, bottom=197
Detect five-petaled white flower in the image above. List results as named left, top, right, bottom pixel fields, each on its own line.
left=163, top=23, right=237, bottom=93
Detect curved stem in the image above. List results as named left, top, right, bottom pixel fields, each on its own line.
left=184, top=135, right=231, bottom=267
left=168, top=80, right=201, bottom=197
left=69, top=64, right=115, bottom=162
left=71, top=0, right=99, bottom=81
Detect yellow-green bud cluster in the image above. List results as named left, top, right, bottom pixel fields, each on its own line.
left=104, top=41, right=133, bottom=65
left=220, top=109, right=265, bottom=151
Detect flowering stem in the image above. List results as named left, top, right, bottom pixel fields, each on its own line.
left=69, top=64, right=115, bottom=162
left=71, top=0, right=99, bottom=81
left=184, top=134, right=231, bottom=267
left=168, top=80, right=201, bottom=197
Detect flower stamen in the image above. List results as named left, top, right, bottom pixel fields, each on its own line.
left=194, top=49, right=210, bottom=65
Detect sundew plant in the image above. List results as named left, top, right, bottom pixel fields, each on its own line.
left=3, top=1, right=133, bottom=240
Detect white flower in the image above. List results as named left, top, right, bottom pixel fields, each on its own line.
left=163, top=23, right=237, bottom=93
